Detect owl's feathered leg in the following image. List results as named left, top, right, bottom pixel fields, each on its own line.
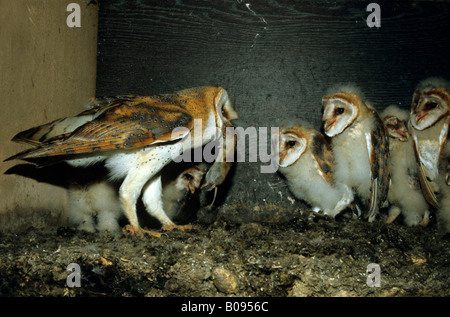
left=118, top=148, right=176, bottom=237
left=118, top=143, right=193, bottom=236
left=120, top=171, right=163, bottom=237
left=142, top=175, right=192, bottom=231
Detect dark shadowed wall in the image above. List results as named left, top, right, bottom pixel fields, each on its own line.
left=96, top=0, right=450, bottom=221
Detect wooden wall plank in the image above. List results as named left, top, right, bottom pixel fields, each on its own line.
left=0, top=0, right=98, bottom=228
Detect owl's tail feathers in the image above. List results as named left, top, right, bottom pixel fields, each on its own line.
left=10, top=110, right=101, bottom=146
left=11, top=126, right=47, bottom=146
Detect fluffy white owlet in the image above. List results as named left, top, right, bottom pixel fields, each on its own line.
left=409, top=77, right=450, bottom=232
left=277, top=123, right=353, bottom=217
left=382, top=105, right=430, bottom=226
left=67, top=163, right=207, bottom=234
left=5, top=87, right=238, bottom=236
left=322, top=85, right=390, bottom=222
left=67, top=180, right=123, bottom=234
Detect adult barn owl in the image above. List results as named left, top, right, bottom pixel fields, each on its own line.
left=6, top=87, right=238, bottom=236
left=382, top=105, right=430, bottom=226
left=322, top=85, right=390, bottom=222
left=409, top=77, right=450, bottom=231
left=277, top=123, right=353, bottom=217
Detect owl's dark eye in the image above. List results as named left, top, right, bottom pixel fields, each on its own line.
left=183, top=173, right=193, bottom=181
left=335, top=107, right=345, bottom=115
left=425, top=102, right=438, bottom=110
left=286, top=140, right=297, bottom=148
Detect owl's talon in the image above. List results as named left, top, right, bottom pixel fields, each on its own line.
left=162, top=224, right=195, bottom=232
left=124, top=224, right=162, bottom=238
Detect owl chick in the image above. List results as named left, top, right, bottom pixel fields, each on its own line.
left=161, top=163, right=208, bottom=222
left=322, top=85, right=390, bottom=222
left=6, top=87, right=238, bottom=236
left=67, top=180, right=123, bottom=234
left=277, top=123, right=353, bottom=217
left=67, top=163, right=207, bottom=234
left=409, top=77, right=450, bottom=232
left=382, top=105, right=430, bottom=226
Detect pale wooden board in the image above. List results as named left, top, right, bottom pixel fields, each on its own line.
left=0, top=0, right=98, bottom=219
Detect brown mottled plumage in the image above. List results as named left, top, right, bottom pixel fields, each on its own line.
left=7, top=88, right=230, bottom=161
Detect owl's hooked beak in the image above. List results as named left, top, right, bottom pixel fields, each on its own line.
left=396, top=128, right=409, bottom=142
left=385, top=116, right=409, bottom=141
left=415, top=111, right=427, bottom=124
left=187, top=183, right=197, bottom=194
left=323, top=118, right=336, bottom=133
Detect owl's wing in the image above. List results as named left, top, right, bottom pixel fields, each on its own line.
left=416, top=158, right=439, bottom=208
left=310, top=131, right=335, bottom=185
left=11, top=97, right=132, bottom=146
left=410, top=119, right=449, bottom=208
left=366, top=111, right=390, bottom=221
left=6, top=96, right=193, bottom=162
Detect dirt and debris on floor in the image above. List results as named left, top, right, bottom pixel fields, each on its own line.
left=0, top=204, right=449, bottom=297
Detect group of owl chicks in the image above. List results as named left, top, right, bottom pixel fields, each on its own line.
left=278, top=77, right=450, bottom=233
left=5, top=81, right=450, bottom=236
left=65, top=163, right=208, bottom=234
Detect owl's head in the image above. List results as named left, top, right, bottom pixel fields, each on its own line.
left=278, top=126, right=309, bottom=168
left=322, top=85, right=367, bottom=137
left=176, top=164, right=208, bottom=194
left=410, top=77, right=450, bottom=130
left=382, top=105, right=410, bottom=142
left=180, top=87, right=239, bottom=132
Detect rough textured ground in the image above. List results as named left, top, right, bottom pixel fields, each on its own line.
left=0, top=204, right=449, bottom=297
